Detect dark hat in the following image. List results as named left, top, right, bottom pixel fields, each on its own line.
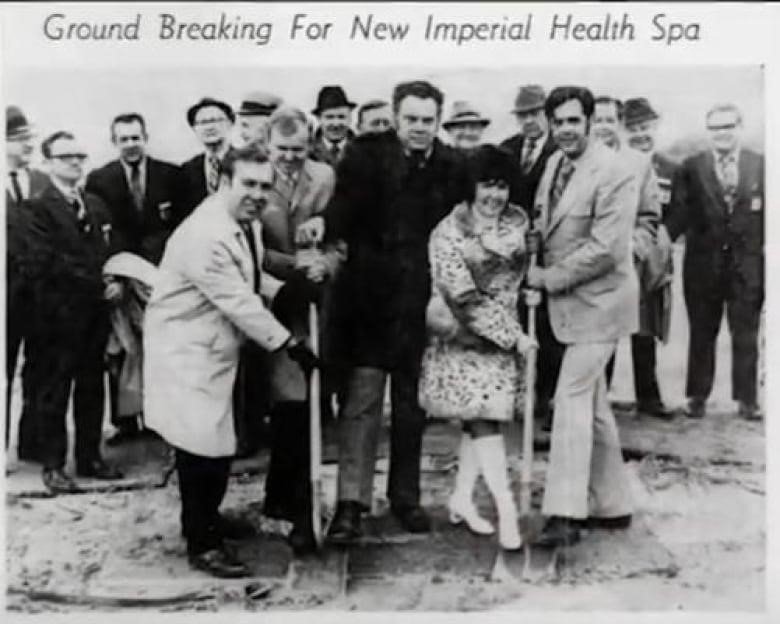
left=512, top=85, right=546, bottom=114
left=312, top=85, right=356, bottom=115
left=623, top=98, right=659, bottom=126
left=238, top=91, right=283, bottom=117
left=6, top=106, right=33, bottom=139
left=186, top=97, right=235, bottom=127
left=442, top=101, right=491, bottom=130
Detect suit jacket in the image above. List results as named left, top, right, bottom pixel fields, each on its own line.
left=666, top=148, right=764, bottom=301
left=26, top=179, right=117, bottom=336
left=85, top=157, right=184, bottom=265
left=326, top=131, right=470, bottom=369
left=180, top=147, right=235, bottom=218
left=143, top=195, right=290, bottom=457
left=533, top=142, right=640, bottom=344
left=309, top=129, right=355, bottom=169
left=500, top=132, right=558, bottom=215
left=6, top=168, right=49, bottom=303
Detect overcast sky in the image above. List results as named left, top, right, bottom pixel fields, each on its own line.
left=5, top=65, right=763, bottom=169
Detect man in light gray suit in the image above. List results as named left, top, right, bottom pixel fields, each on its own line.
left=526, top=86, right=639, bottom=547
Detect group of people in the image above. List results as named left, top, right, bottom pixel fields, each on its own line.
left=5, top=77, right=764, bottom=579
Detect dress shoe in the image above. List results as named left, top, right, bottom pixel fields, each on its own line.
left=685, top=397, right=706, bottom=419
left=586, top=514, right=632, bottom=530
left=327, top=500, right=363, bottom=543
left=533, top=516, right=582, bottom=548
left=76, top=458, right=124, bottom=480
left=288, top=514, right=317, bottom=556
left=391, top=505, right=432, bottom=534
left=42, top=468, right=83, bottom=494
left=188, top=548, right=251, bottom=578
left=738, top=401, right=762, bottom=422
left=636, top=399, right=675, bottom=419
left=216, top=514, right=257, bottom=540
left=448, top=497, right=495, bottom=536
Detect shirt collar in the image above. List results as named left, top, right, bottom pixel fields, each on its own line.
left=403, top=144, right=434, bottom=163
left=713, top=147, right=739, bottom=164
left=49, top=174, right=82, bottom=203
left=205, top=142, right=230, bottom=161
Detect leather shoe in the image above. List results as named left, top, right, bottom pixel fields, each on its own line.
left=586, top=514, right=632, bottom=530
left=188, top=548, right=251, bottom=578
left=685, top=397, right=706, bottom=419
left=636, top=399, right=675, bottom=419
left=76, top=458, right=124, bottom=480
left=216, top=514, right=257, bottom=540
left=327, top=500, right=363, bottom=543
left=738, top=401, right=762, bottom=422
left=534, top=516, right=582, bottom=548
left=391, top=505, right=431, bottom=534
left=42, top=468, right=83, bottom=494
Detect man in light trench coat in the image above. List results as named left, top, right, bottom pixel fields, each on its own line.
left=143, top=146, right=318, bottom=578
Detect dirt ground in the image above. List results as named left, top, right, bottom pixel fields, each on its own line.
left=3, top=248, right=767, bottom=612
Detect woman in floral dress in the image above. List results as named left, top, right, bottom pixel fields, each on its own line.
left=419, top=145, right=536, bottom=550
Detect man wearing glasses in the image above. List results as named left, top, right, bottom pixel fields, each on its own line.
left=666, top=104, right=764, bottom=422
left=181, top=97, right=235, bottom=216
left=25, top=131, right=123, bottom=493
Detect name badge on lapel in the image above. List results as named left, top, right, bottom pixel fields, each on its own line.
left=158, top=201, right=172, bottom=221
left=751, top=196, right=762, bottom=212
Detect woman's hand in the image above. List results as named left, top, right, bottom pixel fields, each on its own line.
left=516, top=332, right=538, bottom=354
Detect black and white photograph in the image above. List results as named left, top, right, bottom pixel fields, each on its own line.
left=1, top=2, right=775, bottom=617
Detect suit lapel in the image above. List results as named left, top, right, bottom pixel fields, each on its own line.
left=735, top=149, right=753, bottom=206
left=699, top=151, right=728, bottom=214
left=544, top=145, right=598, bottom=238
left=536, top=150, right=560, bottom=237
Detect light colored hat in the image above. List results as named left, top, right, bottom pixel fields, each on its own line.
left=442, top=100, right=491, bottom=130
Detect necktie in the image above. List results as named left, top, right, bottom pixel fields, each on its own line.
left=521, top=138, right=537, bottom=173
left=240, top=222, right=260, bottom=293
left=718, top=153, right=737, bottom=205
left=548, top=157, right=575, bottom=220
left=9, top=171, right=23, bottom=203
left=329, top=142, right=341, bottom=163
left=207, top=155, right=221, bottom=194
left=129, top=161, right=144, bottom=212
left=408, top=150, right=426, bottom=170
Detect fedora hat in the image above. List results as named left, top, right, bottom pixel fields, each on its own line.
left=442, top=100, right=491, bottom=130
left=6, top=106, right=33, bottom=139
left=186, top=97, right=235, bottom=127
left=512, top=85, right=546, bottom=114
left=623, top=97, right=659, bottom=126
left=312, top=86, right=356, bottom=115
left=238, top=91, right=283, bottom=117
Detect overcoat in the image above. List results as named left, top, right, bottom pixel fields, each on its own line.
left=143, top=195, right=290, bottom=457
left=533, top=143, right=640, bottom=344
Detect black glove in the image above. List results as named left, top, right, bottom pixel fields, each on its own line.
left=284, top=337, right=320, bottom=377
left=271, top=273, right=322, bottom=323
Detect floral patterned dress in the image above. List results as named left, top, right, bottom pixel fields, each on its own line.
left=419, top=202, right=529, bottom=422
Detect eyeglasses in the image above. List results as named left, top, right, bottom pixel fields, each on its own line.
left=194, top=117, right=229, bottom=127
left=51, top=153, right=87, bottom=162
left=707, top=123, right=738, bottom=131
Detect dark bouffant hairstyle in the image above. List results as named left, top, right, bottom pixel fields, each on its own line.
left=464, top=144, right=518, bottom=204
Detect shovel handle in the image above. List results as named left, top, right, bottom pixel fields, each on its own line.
left=308, top=303, right=323, bottom=547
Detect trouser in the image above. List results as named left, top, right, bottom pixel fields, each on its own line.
left=605, top=334, right=662, bottom=403
left=24, top=316, right=107, bottom=470
left=263, top=401, right=311, bottom=520
left=232, top=345, right=269, bottom=452
left=337, top=364, right=425, bottom=510
left=684, top=285, right=762, bottom=405
left=6, top=290, right=38, bottom=453
left=522, top=296, right=565, bottom=419
left=542, top=342, right=633, bottom=519
left=175, top=447, right=232, bottom=557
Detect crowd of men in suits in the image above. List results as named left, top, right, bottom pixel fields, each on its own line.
left=4, top=78, right=764, bottom=577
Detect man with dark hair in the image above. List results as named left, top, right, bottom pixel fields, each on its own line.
left=326, top=79, right=469, bottom=541
left=356, top=99, right=393, bottom=136
left=5, top=106, right=48, bottom=462
left=25, top=131, right=124, bottom=493
left=85, top=112, right=184, bottom=444
left=667, top=103, right=764, bottom=421
left=500, top=85, right=562, bottom=432
left=310, top=86, right=356, bottom=167
left=181, top=97, right=236, bottom=216
left=143, top=146, right=319, bottom=577
left=526, top=86, right=638, bottom=546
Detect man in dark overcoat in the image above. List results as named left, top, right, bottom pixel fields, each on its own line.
left=666, top=103, right=764, bottom=421
left=326, top=80, right=470, bottom=541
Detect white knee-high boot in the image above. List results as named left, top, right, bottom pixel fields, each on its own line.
left=473, top=434, right=522, bottom=550
left=448, top=433, right=495, bottom=535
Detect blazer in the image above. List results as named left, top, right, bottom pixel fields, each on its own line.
left=180, top=147, right=236, bottom=218
left=143, top=194, right=290, bottom=457
left=533, top=142, right=640, bottom=344
left=500, top=132, right=558, bottom=215
left=85, top=157, right=184, bottom=265
left=309, top=128, right=355, bottom=169
left=666, top=148, right=764, bottom=301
